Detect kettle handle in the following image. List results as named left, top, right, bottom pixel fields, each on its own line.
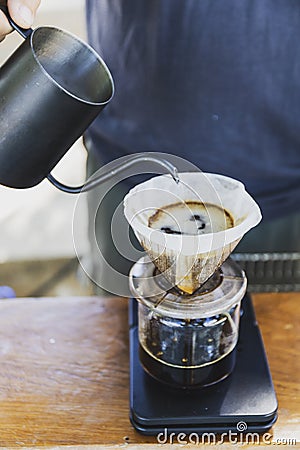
left=0, top=1, right=33, bottom=39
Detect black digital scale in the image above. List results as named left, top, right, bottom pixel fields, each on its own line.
left=129, top=294, right=278, bottom=435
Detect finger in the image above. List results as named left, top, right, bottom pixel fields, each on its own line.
left=8, top=0, right=41, bottom=29
left=0, top=8, right=13, bottom=37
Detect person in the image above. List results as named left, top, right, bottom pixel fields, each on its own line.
left=1, top=0, right=300, bottom=294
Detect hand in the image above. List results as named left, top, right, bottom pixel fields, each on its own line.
left=0, top=0, right=40, bottom=41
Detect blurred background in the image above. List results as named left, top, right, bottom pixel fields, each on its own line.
left=0, top=0, right=93, bottom=296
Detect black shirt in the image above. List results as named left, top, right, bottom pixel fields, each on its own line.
left=85, top=0, right=300, bottom=220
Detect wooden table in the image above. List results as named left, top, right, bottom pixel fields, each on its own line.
left=0, top=293, right=298, bottom=448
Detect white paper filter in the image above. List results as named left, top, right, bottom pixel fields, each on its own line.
left=123, top=172, right=262, bottom=294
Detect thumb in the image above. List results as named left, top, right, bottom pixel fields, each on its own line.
left=8, top=0, right=41, bottom=29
